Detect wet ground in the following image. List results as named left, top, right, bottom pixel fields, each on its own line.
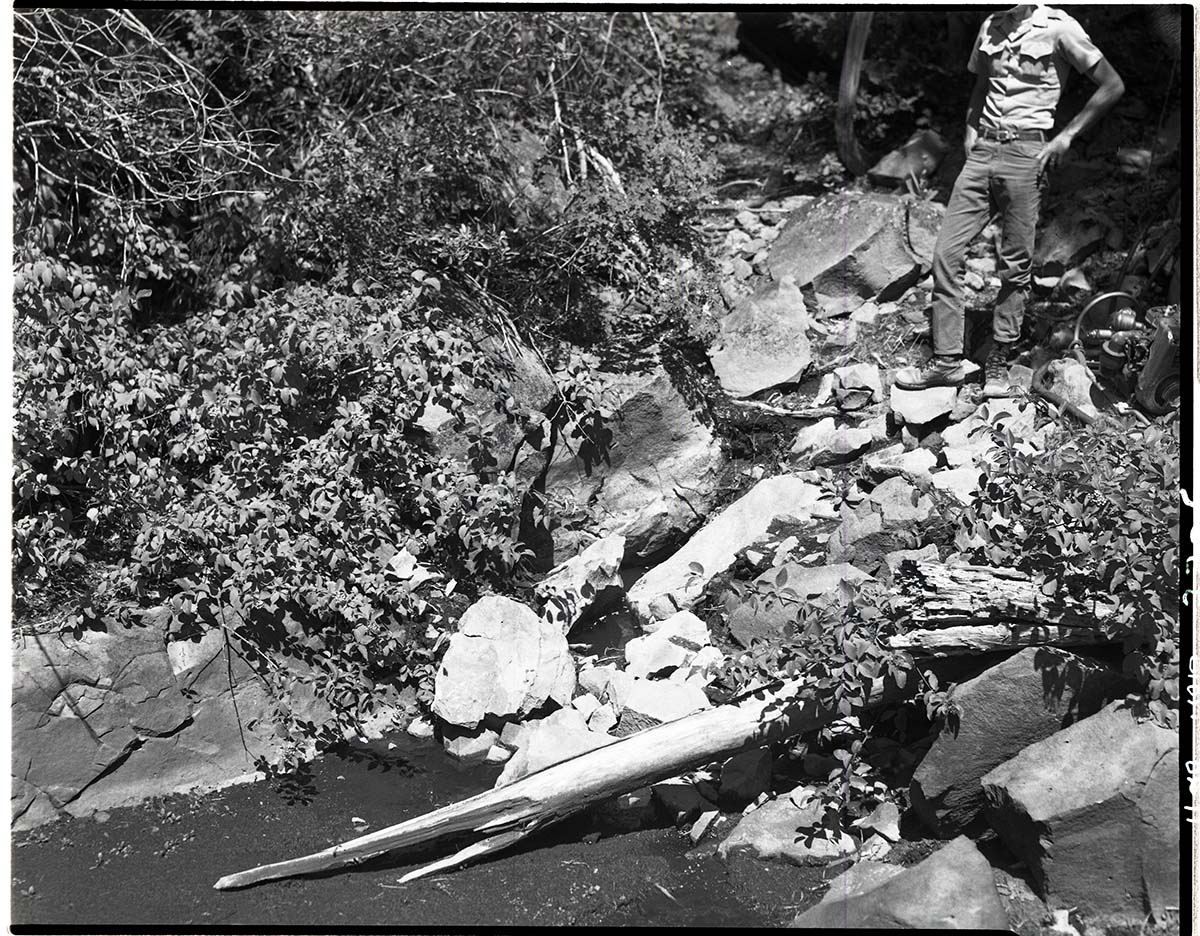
left=11, top=732, right=833, bottom=929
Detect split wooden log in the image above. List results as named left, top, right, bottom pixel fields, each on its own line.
left=887, top=561, right=1115, bottom=655
left=213, top=677, right=884, bottom=890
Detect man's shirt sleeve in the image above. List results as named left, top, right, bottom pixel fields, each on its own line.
left=1056, top=15, right=1104, bottom=74
left=966, top=18, right=990, bottom=74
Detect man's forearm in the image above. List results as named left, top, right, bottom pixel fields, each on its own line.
left=1057, top=60, right=1125, bottom=146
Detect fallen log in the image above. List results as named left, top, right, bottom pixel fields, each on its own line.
left=887, top=623, right=1110, bottom=655
left=213, top=677, right=884, bottom=890
left=893, top=561, right=1117, bottom=629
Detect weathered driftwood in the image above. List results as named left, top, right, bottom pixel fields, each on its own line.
left=214, top=677, right=884, bottom=890
left=894, top=561, right=1116, bottom=627
left=888, top=561, right=1115, bottom=654
left=887, top=623, right=1109, bottom=655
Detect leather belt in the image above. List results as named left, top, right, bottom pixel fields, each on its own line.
left=978, top=126, right=1046, bottom=142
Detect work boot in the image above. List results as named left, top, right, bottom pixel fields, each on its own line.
left=982, top=341, right=1014, bottom=398
left=894, top=355, right=966, bottom=390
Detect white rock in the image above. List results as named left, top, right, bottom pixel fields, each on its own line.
left=889, top=385, right=958, bottom=424
left=405, top=715, right=435, bottom=740
left=443, top=727, right=499, bottom=764
left=867, top=476, right=933, bottom=524
left=622, top=679, right=710, bottom=727
left=484, top=744, right=513, bottom=765
left=717, top=789, right=856, bottom=864
left=789, top=417, right=874, bottom=466
left=627, top=475, right=835, bottom=623
left=587, top=702, right=619, bottom=734
left=864, top=444, right=937, bottom=483
left=708, top=276, right=813, bottom=398
left=571, top=693, right=603, bottom=719
left=432, top=596, right=575, bottom=727
left=494, top=720, right=615, bottom=788
left=929, top=466, right=982, bottom=504
left=535, top=533, right=626, bottom=634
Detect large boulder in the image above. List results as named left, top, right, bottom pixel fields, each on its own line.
left=981, top=701, right=1179, bottom=919
left=535, top=533, right=625, bottom=634
left=12, top=618, right=284, bottom=831
left=627, top=475, right=836, bottom=623
left=791, top=836, right=1009, bottom=929
left=432, top=596, right=575, bottom=728
left=910, top=648, right=1131, bottom=836
left=544, top=369, right=727, bottom=562
left=708, top=276, right=813, bottom=398
left=617, top=679, right=710, bottom=735
left=725, top=562, right=872, bottom=649
left=767, top=192, right=941, bottom=316
left=1034, top=206, right=1111, bottom=275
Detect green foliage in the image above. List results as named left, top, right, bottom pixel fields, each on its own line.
left=961, top=414, right=1182, bottom=727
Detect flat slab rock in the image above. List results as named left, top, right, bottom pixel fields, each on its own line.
left=432, top=595, right=575, bottom=728
left=889, top=385, right=958, bottom=425
left=981, top=700, right=1180, bottom=920
left=791, top=836, right=1009, bottom=929
left=627, top=475, right=835, bottom=624
left=708, top=276, right=813, bottom=398
left=910, top=647, right=1131, bottom=836
left=725, top=562, right=872, bottom=649
left=717, top=789, right=855, bottom=866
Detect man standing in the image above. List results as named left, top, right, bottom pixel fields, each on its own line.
left=896, top=4, right=1124, bottom=395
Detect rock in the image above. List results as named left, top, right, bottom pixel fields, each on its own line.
left=484, top=744, right=513, bottom=765
left=624, top=610, right=710, bottom=679
left=825, top=504, right=883, bottom=557
left=815, top=861, right=905, bottom=903
left=964, top=270, right=986, bottom=290
left=405, top=716, right=435, bottom=740
left=966, top=256, right=997, bottom=275
left=442, top=726, right=499, bottom=764
left=1052, top=267, right=1092, bottom=302
left=911, top=648, right=1132, bottom=836
left=11, top=618, right=285, bottom=830
left=981, top=701, right=1179, bottom=919
left=708, top=276, right=813, bottom=398
left=821, top=318, right=859, bottom=348
left=864, top=444, right=938, bottom=483
left=811, top=363, right=884, bottom=408
left=718, top=747, right=773, bottom=810
left=690, top=809, right=721, bottom=844
left=1042, top=358, right=1101, bottom=418
left=889, top=384, right=958, bottom=425
left=587, top=702, right=619, bottom=734
left=792, top=836, right=1009, bottom=929
left=535, top=533, right=625, bottom=634
left=1034, top=207, right=1110, bottom=275
left=432, top=596, right=575, bottom=728
left=653, top=776, right=717, bottom=824
left=852, top=801, right=901, bottom=842
left=494, top=720, right=616, bottom=788
left=867, top=476, right=934, bottom=524
left=867, top=129, right=949, bottom=187
left=618, top=679, right=710, bottom=734
left=669, top=644, right=725, bottom=688
left=767, top=192, right=940, bottom=316
left=545, top=369, right=727, bottom=562
left=928, top=466, right=981, bottom=504
left=726, top=563, right=872, bottom=648
left=627, top=475, right=835, bottom=624
left=416, top=334, right=556, bottom=487
left=571, top=693, right=603, bottom=719
left=880, top=545, right=940, bottom=582
left=718, top=789, right=855, bottom=865
left=789, top=418, right=874, bottom=466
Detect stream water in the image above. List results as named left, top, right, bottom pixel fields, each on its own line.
left=11, top=732, right=828, bottom=928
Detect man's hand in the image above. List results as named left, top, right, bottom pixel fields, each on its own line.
left=964, top=125, right=978, bottom=157
left=1037, top=134, right=1072, bottom=174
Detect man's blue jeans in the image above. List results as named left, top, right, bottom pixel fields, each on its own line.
left=930, top=137, right=1044, bottom=357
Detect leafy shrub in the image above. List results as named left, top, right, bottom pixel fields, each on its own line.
left=961, top=414, right=1181, bottom=727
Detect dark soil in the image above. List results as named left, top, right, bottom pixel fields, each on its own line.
left=11, top=733, right=834, bottom=929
